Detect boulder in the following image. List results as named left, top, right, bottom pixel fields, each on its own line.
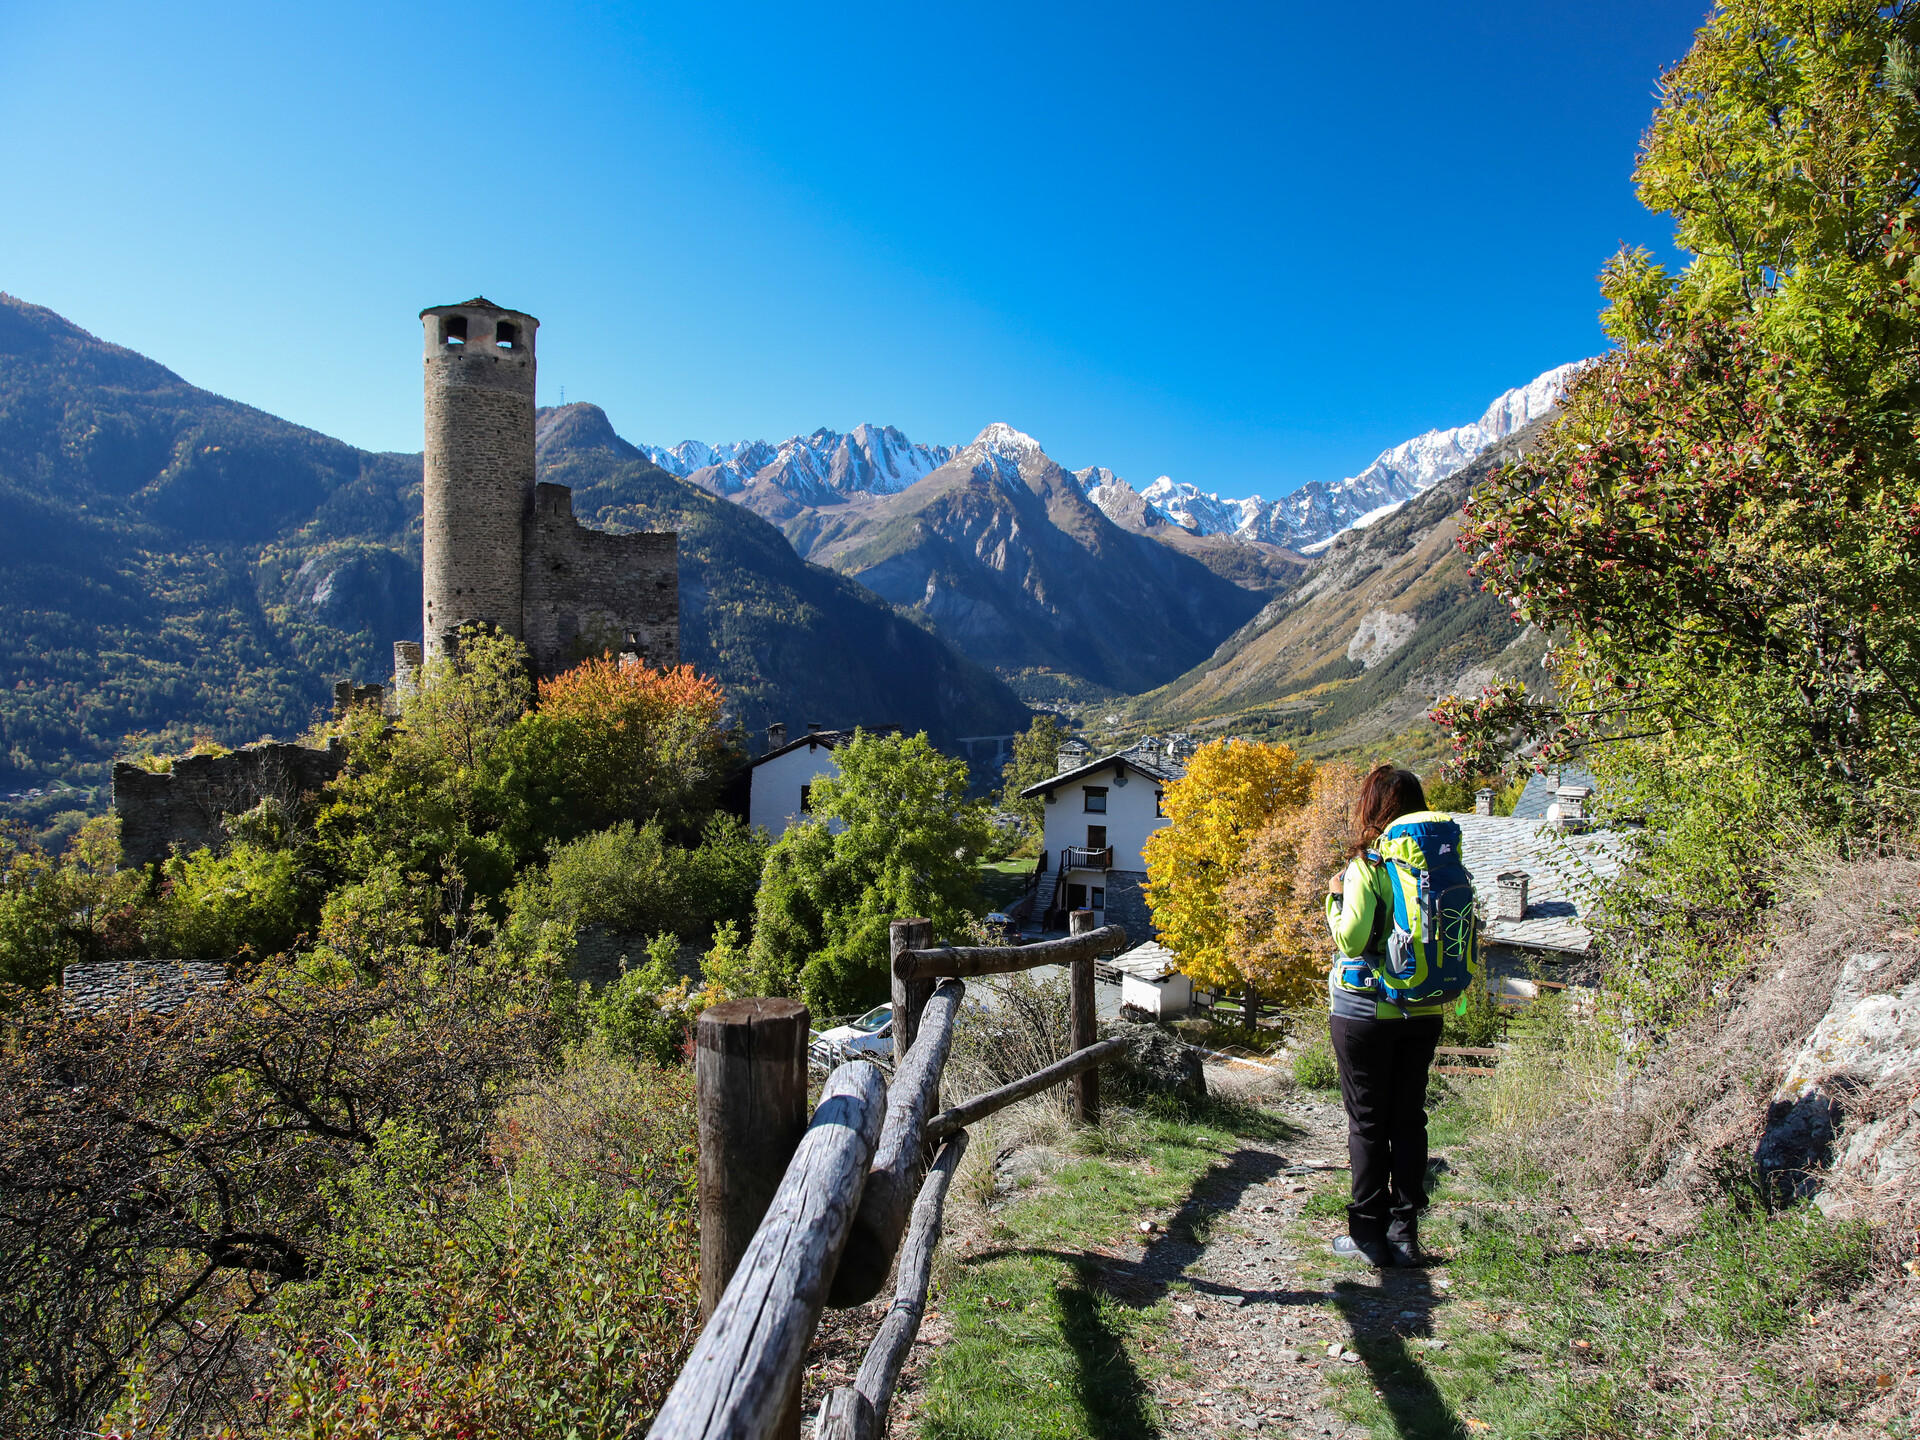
left=1758, top=951, right=1920, bottom=1212
left=1108, top=1021, right=1207, bottom=1104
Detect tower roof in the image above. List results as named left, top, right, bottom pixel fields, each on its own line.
left=419, top=297, right=539, bottom=322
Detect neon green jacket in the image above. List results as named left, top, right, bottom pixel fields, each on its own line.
left=1322, top=822, right=1453, bottom=1021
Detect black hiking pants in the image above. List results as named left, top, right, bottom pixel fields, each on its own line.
left=1329, top=1013, right=1442, bottom=1243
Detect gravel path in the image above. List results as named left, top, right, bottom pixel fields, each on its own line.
left=806, top=1061, right=1458, bottom=1439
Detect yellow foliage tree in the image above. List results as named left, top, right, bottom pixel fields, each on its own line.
left=1223, top=761, right=1362, bottom=1006
left=1142, top=739, right=1313, bottom=996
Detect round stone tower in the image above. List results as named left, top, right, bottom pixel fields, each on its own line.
left=419, top=297, right=540, bottom=664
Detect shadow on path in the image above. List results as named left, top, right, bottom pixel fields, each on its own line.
left=1329, top=1267, right=1464, bottom=1439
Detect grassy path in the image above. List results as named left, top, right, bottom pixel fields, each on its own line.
left=870, top=1068, right=1896, bottom=1440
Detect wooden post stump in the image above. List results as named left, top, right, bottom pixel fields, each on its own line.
left=695, top=997, right=810, bottom=1440
left=1068, top=909, right=1099, bottom=1125
left=889, top=918, right=935, bottom=1059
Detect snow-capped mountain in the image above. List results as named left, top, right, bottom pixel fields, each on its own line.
left=1084, top=361, right=1585, bottom=552
left=641, top=423, right=953, bottom=505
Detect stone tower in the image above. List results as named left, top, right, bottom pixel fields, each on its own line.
left=419, top=297, right=540, bottom=663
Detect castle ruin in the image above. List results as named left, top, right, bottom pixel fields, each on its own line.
left=404, top=297, right=679, bottom=678
left=116, top=301, right=682, bottom=868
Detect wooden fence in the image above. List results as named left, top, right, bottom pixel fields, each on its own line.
left=647, top=911, right=1130, bottom=1440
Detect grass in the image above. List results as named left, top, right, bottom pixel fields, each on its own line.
left=916, top=1100, right=1297, bottom=1440
left=1293, top=1178, right=1880, bottom=1440
left=974, top=860, right=1036, bottom=912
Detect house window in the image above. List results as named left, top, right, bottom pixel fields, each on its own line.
left=1154, top=790, right=1165, bottom=818
left=1086, top=825, right=1107, bottom=850
left=800, top=784, right=812, bottom=813
left=1091, top=886, right=1106, bottom=911
left=1083, top=786, right=1108, bottom=814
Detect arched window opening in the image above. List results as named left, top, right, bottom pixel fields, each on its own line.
left=495, top=321, right=518, bottom=349
left=441, top=316, right=468, bottom=346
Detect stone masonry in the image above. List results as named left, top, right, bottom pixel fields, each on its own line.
left=113, top=739, right=346, bottom=867
left=523, top=482, right=680, bottom=672
left=417, top=297, right=679, bottom=676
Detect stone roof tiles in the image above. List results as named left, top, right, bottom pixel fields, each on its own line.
left=1452, top=813, right=1626, bottom=956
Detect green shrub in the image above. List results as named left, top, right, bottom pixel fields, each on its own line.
left=592, top=933, right=699, bottom=1066
left=1292, top=1030, right=1338, bottom=1089
left=677, top=813, right=770, bottom=933
left=546, top=821, right=685, bottom=937
left=153, top=841, right=313, bottom=960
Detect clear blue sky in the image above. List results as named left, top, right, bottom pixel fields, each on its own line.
left=0, top=1, right=1705, bottom=497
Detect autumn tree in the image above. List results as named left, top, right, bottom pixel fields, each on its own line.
left=1222, top=761, right=1361, bottom=1006
left=1444, top=0, right=1920, bottom=821
left=1142, top=739, right=1314, bottom=1002
left=534, top=658, right=733, bottom=836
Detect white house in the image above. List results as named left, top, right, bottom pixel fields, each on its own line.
left=1109, top=941, right=1194, bottom=1018
left=1019, top=741, right=1182, bottom=937
left=748, top=724, right=855, bottom=840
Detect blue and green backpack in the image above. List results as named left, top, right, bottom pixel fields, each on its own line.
left=1337, top=811, right=1481, bottom=1011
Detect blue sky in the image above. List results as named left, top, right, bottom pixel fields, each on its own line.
left=1, top=1, right=1705, bottom=497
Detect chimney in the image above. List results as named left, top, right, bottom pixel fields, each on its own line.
left=1552, top=784, right=1592, bottom=832
left=1495, top=870, right=1530, bottom=921
left=767, top=722, right=787, bottom=749
left=807, top=721, right=823, bottom=735
left=1475, top=787, right=1494, bottom=816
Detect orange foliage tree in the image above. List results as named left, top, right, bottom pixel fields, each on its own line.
left=1142, top=739, right=1314, bottom=1003
left=535, top=659, right=733, bottom=834
left=1223, top=761, right=1362, bottom=1007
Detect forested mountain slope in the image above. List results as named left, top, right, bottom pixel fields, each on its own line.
left=0, top=295, right=1027, bottom=790
left=1129, top=416, right=1555, bottom=755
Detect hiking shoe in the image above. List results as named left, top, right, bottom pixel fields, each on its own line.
left=1389, top=1239, right=1432, bottom=1268
left=1331, top=1234, right=1391, bottom=1267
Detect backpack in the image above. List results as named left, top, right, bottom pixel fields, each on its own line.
left=1346, top=813, right=1481, bottom=1011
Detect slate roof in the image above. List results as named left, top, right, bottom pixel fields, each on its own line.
left=1509, top=764, right=1598, bottom=821
left=63, top=959, right=230, bottom=1014
left=1451, top=813, right=1626, bottom=956
left=1110, top=941, right=1182, bottom=982
left=749, top=724, right=900, bottom=768
left=1019, top=745, right=1183, bottom=798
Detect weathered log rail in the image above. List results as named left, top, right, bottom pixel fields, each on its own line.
left=647, top=911, right=1130, bottom=1440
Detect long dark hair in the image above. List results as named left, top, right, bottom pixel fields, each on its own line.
left=1346, top=764, right=1428, bottom=859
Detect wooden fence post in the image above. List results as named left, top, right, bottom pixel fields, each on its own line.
left=889, top=917, right=935, bottom=1058
left=695, top=997, right=810, bottom=1440
left=1068, top=909, right=1099, bottom=1125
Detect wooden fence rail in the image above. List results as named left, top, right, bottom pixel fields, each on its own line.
left=646, top=911, right=1130, bottom=1440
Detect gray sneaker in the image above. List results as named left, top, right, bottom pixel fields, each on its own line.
left=1330, top=1235, right=1390, bottom=1267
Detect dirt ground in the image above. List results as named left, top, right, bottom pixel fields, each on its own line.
left=801, top=1060, right=1426, bottom=1439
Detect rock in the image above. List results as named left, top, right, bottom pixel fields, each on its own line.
left=1107, top=1020, right=1208, bottom=1102
left=1758, top=951, right=1920, bottom=1206
left=1280, top=1348, right=1305, bottom=1363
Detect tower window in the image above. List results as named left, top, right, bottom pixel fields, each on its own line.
left=442, top=316, right=467, bottom=346
left=495, top=321, right=518, bottom=349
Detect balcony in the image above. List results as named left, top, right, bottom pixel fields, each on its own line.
left=1062, top=845, right=1113, bottom=872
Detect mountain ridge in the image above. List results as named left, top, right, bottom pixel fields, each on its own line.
left=0, top=293, right=1030, bottom=789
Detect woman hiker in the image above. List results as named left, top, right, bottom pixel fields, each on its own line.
left=1322, top=764, right=1468, bottom=1268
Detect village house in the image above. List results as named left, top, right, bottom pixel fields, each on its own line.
left=747, top=723, right=900, bottom=840
left=1454, top=773, right=1625, bottom=1003
left=1018, top=737, right=1186, bottom=939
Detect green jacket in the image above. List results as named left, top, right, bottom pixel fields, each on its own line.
left=1322, top=842, right=1450, bottom=1021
